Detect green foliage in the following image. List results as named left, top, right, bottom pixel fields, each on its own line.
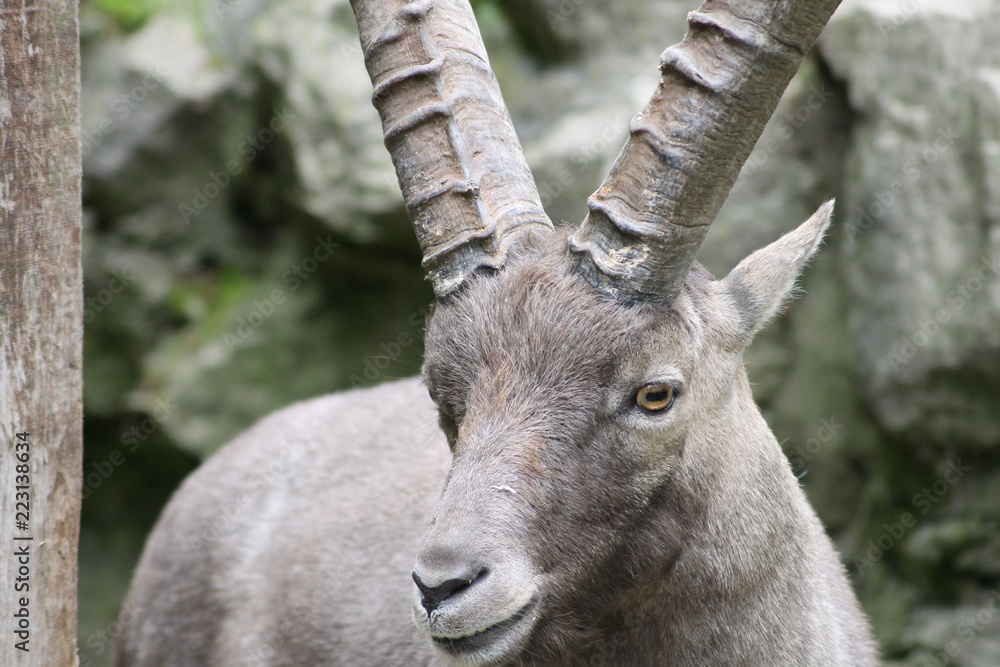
left=86, top=0, right=166, bottom=31
left=469, top=0, right=505, bottom=29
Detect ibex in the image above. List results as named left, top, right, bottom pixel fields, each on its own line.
left=116, top=0, right=878, bottom=664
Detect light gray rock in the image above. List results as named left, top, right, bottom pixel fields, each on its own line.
left=820, top=0, right=1000, bottom=449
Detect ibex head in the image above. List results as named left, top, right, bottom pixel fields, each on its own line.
left=415, top=205, right=831, bottom=663
left=351, top=0, right=844, bottom=664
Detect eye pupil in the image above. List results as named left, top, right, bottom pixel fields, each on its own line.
left=636, top=383, right=676, bottom=412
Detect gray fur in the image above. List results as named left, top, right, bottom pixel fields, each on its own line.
left=115, top=205, right=878, bottom=666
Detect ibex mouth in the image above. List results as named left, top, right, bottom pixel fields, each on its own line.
left=431, top=598, right=537, bottom=658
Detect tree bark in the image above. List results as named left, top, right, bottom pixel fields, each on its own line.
left=0, top=0, right=82, bottom=664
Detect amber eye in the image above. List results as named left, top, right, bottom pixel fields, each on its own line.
left=635, top=383, right=677, bottom=413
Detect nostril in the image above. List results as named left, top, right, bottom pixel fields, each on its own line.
left=412, top=568, right=488, bottom=615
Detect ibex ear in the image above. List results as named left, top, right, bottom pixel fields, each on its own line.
left=716, top=201, right=834, bottom=349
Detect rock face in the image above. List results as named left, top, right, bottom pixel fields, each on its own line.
left=823, top=0, right=1000, bottom=452
left=816, top=3, right=1000, bottom=664
left=80, top=1, right=1000, bottom=665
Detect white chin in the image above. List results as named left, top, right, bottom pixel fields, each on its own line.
left=429, top=599, right=537, bottom=666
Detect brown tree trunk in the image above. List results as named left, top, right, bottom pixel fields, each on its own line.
left=0, top=0, right=82, bottom=664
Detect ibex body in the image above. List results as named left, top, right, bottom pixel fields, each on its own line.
left=116, top=0, right=877, bottom=664
left=116, top=216, right=875, bottom=666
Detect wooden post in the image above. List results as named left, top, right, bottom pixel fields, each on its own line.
left=1, top=0, right=83, bottom=664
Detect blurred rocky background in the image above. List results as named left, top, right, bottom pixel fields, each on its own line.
left=79, top=0, right=1000, bottom=664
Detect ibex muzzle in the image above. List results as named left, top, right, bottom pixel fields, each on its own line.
left=412, top=487, right=537, bottom=660
left=410, top=410, right=540, bottom=655
left=116, top=0, right=878, bottom=664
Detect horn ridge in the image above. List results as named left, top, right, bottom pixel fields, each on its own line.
left=352, top=0, right=553, bottom=298
left=569, top=0, right=842, bottom=304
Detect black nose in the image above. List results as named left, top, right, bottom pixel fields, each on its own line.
left=412, top=568, right=488, bottom=615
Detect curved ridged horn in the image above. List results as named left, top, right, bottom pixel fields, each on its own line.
left=351, top=0, right=553, bottom=297
left=569, top=0, right=842, bottom=304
